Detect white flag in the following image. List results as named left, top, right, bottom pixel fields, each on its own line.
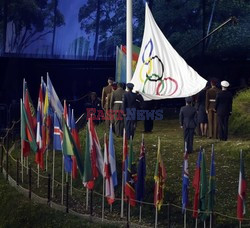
left=131, top=4, right=207, bottom=100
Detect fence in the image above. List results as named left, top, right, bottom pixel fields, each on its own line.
left=0, top=120, right=249, bottom=228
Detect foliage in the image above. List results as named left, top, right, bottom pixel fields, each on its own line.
left=6, top=0, right=65, bottom=53
left=230, top=88, right=250, bottom=136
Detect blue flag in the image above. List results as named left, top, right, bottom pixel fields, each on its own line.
left=53, top=112, right=62, bottom=151
left=109, top=125, right=117, bottom=187
left=182, top=150, right=189, bottom=212
left=136, top=136, right=146, bottom=202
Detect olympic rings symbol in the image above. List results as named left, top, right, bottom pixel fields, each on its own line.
left=140, top=39, right=178, bottom=96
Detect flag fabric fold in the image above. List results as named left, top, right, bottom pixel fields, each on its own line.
left=182, top=150, right=189, bottom=212
left=125, top=137, right=137, bottom=206
left=208, top=146, right=216, bottom=213
left=136, top=135, right=146, bottom=202
left=104, top=133, right=115, bottom=205
left=199, top=150, right=208, bottom=221
left=53, top=112, right=63, bottom=151
left=130, top=3, right=207, bottom=100
left=154, top=138, right=166, bottom=211
left=109, top=125, right=117, bottom=187
left=192, top=149, right=202, bottom=218
left=237, top=150, right=247, bottom=221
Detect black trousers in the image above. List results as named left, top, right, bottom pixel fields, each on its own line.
left=184, top=128, right=195, bottom=153
left=217, top=114, right=229, bottom=141
left=144, top=119, right=154, bottom=132
left=125, top=119, right=136, bottom=140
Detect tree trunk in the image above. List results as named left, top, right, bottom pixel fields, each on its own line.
left=51, top=0, right=58, bottom=56
left=2, top=0, right=8, bottom=54
left=93, top=0, right=101, bottom=60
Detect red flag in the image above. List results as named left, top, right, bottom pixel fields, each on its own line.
left=192, top=149, right=202, bottom=218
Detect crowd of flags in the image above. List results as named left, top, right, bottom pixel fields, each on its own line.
left=20, top=75, right=247, bottom=224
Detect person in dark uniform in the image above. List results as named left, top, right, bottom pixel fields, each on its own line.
left=123, top=83, right=143, bottom=139
left=179, top=97, right=197, bottom=153
left=110, top=82, right=125, bottom=137
left=143, top=100, right=156, bottom=133
left=196, top=84, right=208, bottom=137
left=215, top=80, right=233, bottom=141
left=206, top=80, right=220, bottom=139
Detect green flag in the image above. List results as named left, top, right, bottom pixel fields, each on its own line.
left=200, top=150, right=208, bottom=221
left=21, top=100, right=37, bottom=153
left=62, top=117, right=84, bottom=176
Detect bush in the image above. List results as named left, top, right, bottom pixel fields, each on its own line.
left=229, top=88, right=250, bottom=136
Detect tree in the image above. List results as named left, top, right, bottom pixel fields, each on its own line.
left=6, top=0, right=65, bottom=54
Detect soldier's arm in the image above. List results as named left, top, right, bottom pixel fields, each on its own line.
left=205, top=90, right=209, bottom=113
left=101, top=88, right=105, bottom=109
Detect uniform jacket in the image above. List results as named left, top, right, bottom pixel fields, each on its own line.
left=206, top=87, right=220, bottom=111
left=110, top=87, right=125, bottom=110
left=101, top=85, right=112, bottom=109
left=179, top=105, right=197, bottom=129
left=123, top=91, right=143, bottom=115
left=215, top=90, right=233, bottom=116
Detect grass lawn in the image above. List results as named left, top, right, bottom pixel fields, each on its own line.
left=4, top=115, right=250, bottom=227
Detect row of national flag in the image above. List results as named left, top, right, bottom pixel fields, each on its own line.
left=20, top=76, right=246, bottom=222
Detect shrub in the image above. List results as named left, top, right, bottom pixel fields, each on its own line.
left=229, top=88, right=250, bottom=137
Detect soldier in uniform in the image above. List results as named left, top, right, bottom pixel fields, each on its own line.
left=123, top=83, right=143, bottom=139
left=179, top=96, right=197, bottom=153
left=101, top=77, right=114, bottom=129
left=106, top=82, right=117, bottom=129
left=206, top=80, right=220, bottom=139
left=110, top=82, right=125, bottom=137
left=215, top=80, right=233, bottom=141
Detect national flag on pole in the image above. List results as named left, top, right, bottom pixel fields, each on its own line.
left=199, top=150, right=208, bottom=221
left=43, top=88, right=52, bottom=149
left=63, top=100, right=72, bottom=173
left=83, top=116, right=104, bottom=189
left=24, top=88, right=37, bottom=132
left=237, top=150, right=247, bottom=221
left=21, top=100, right=37, bottom=155
left=71, top=109, right=81, bottom=179
left=47, top=74, right=63, bottom=121
left=109, top=124, right=117, bottom=187
left=125, top=137, right=137, bottom=206
left=104, top=133, right=115, bottom=205
left=208, top=146, right=216, bottom=213
left=35, top=84, right=45, bottom=169
left=62, top=117, right=84, bottom=176
left=182, top=150, right=189, bottom=212
left=130, top=3, right=207, bottom=100
left=136, top=135, right=146, bottom=202
left=192, top=149, right=202, bottom=218
left=53, top=112, right=62, bottom=151
left=154, top=137, right=166, bottom=211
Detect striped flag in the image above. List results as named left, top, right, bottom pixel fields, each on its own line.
left=109, top=124, right=117, bottom=187
left=192, top=149, right=202, bottom=218
left=123, top=128, right=129, bottom=185
left=154, top=137, right=166, bottom=211
left=237, top=150, right=247, bottom=221
left=136, top=135, right=146, bottom=202
left=104, top=133, right=115, bottom=204
left=182, top=149, right=189, bottom=212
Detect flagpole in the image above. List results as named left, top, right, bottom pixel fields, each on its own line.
left=204, top=221, right=206, bottom=228
left=86, top=188, right=89, bottom=210
left=102, top=169, right=105, bottom=221
left=45, top=148, right=48, bottom=172
left=61, top=154, right=64, bottom=205
left=155, top=206, right=158, bottom=228
left=21, top=141, right=24, bottom=183
left=70, top=172, right=73, bottom=196
left=184, top=209, right=186, bottom=228
left=52, top=149, right=55, bottom=197
left=121, top=170, right=124, bottom=218
left=195, top=218, right=198, bottom=228
left=239, top=221, right=241, bottom=228
left=126, top=0, right=132, bottom=83
left=37, top=164, right=40, bottom=188
left=139, top=202, right=142, bottom=222
left=210, top=212, right=212, bottom=228
left=26, top=157, right=29, bottom=174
